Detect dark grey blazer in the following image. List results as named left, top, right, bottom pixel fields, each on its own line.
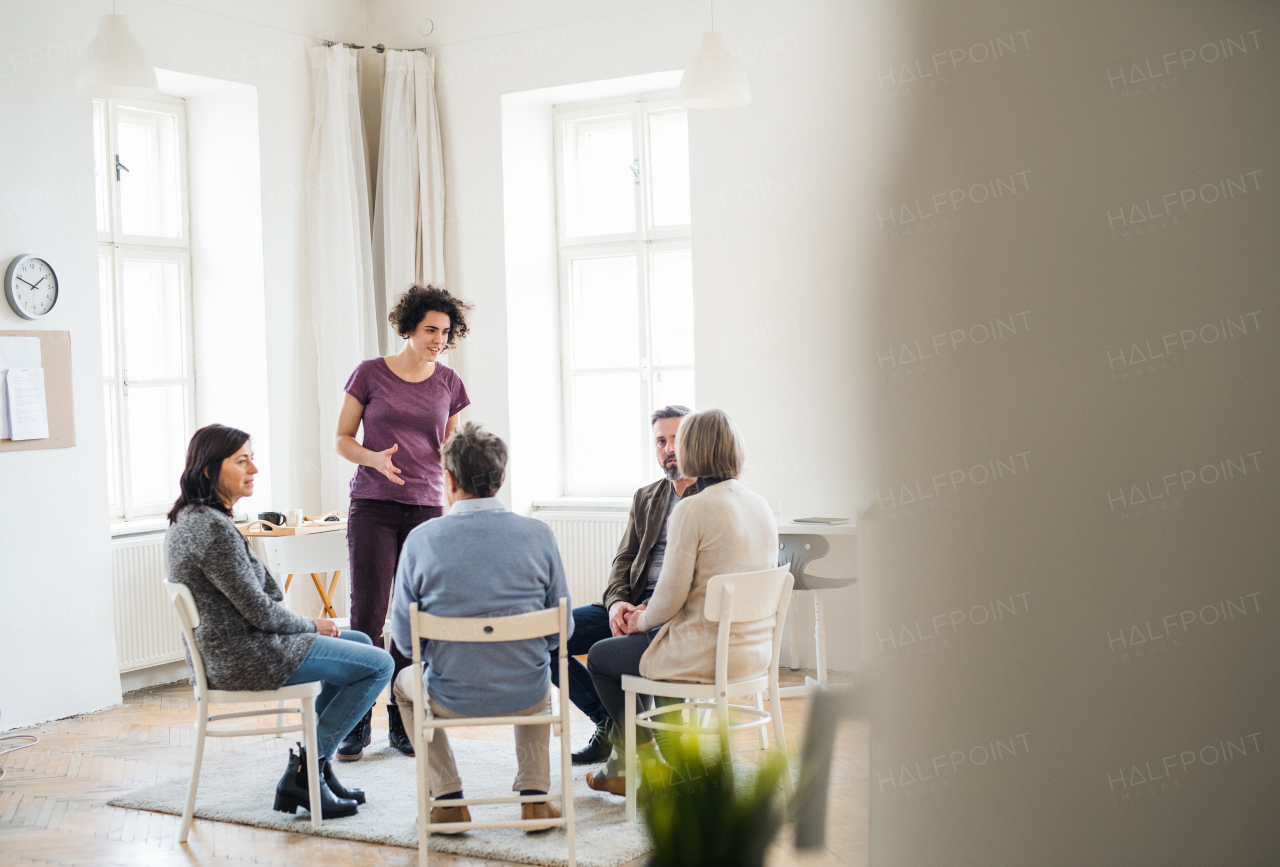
left=164, top=505, right=317, bottom=691
left=602, top=478, right=676, bottom=611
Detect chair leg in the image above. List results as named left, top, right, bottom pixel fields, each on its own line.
left=179, top=699, right=208, bottom=844
left=276, top=699, right=286, bottom=733
left=718, top=691, right=734, bottom=792
left=417, top=722, right=430, bottom=867
left=770, top=679, right=793, bottom=799
left=754, top=693, right=768, bottom=749
left=301, top=698, right=322, bottom=830
left=560, top=682, right=576, bottom=867
left=625, top=687, right=637, bottom=823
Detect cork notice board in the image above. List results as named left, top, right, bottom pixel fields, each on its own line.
left=0, top=330, right=76, bottom=452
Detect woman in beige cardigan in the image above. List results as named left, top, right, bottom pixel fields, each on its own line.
left=585, top=408, right=779, bottom=794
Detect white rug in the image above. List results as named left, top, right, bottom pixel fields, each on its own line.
left=109, top=732, right=650, bottom=867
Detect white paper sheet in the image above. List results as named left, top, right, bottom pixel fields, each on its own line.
left=7, top=367, right=49, bottom=440
left=0, top=335, right=41, bottom=439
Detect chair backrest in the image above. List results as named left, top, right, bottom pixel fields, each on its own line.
left=704, top=565, right=793, bottom=623
left=408, top=598, right=569, bottom=667
left=778, top=534, right=830, bottom=590
left=704, top=566, right=794, bottom=689
left=163, top=580, right=209, bottom=695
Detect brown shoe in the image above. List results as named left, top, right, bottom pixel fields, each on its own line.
left=521, top=801, right=561, bottom=832
left=429, top=803, right=472, bottom=833
left=585, top=771, right=626, bottom=796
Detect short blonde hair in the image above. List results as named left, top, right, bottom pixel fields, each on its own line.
left=676, top=409, right=745, bottom=480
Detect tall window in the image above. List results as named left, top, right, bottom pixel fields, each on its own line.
left=93, top=97, right=195, bottom=521
left=555, top=97, right=694, bottom=495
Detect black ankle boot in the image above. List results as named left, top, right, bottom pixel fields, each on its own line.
left=273, top=745, right=359, bottom=818
left=320, top=756, right=365, bottom=804
left=572, top=719, right=614, bottom=765
left=387, top=704, right=415, bottom=756
left=336, top=709, right=372, bottom=762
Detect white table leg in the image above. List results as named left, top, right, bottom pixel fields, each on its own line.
left=787, top=597, right=801, bottom=671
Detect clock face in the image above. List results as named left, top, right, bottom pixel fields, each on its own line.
left=7, top=256, right=58, bottom=319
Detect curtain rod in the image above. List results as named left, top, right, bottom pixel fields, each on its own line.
left=322, top=40, right=430, bottom=54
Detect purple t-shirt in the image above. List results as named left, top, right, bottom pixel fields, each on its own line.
left=344, top=358, right=470, bottom=506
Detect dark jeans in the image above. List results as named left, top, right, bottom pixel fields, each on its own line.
left=550, top=604, right=613, bottom=724
left=282, top=630, right=393, bottom=759
left=550, top=589, right=657, bottom=725
left=587, top=629, right=683, bottom=750
left=347, top=497, right=443, bottom=704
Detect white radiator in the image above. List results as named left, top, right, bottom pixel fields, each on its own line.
left=532, top=511, right=628, bottom=609
left=112, top=533, right=186, bottom=672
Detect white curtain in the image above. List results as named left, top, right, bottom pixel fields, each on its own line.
left=414, top=53, right=446, bottom=290
left=306, top=45, right=378, bottom=511
left=372, top=50, right=446, bottom=353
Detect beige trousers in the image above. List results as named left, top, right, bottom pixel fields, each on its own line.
left=393, top=667, right=551, bottom=797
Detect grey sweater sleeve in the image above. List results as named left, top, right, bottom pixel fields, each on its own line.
left=200, top=515, right=317, bottom=635
left=391, top=535, right=420, bottom=661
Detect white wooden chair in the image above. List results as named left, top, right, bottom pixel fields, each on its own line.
left=407, top=598, right=575, bottom=867
left=778, top=534, right=857, bottom=695
left=164, top=581, right=325, bottom=842
left=621, top=566, right=794, bottom=822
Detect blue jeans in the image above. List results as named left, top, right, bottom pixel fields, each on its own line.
left=284, top=630, right=393, bottom=759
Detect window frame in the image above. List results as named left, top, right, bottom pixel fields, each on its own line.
left=553, top=95, right=694, bottom=497
left=94, top=96, right=196, bottom=521
left=100, top=96, right=192, bottom=249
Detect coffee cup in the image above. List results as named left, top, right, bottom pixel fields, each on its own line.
left=285, top=509, right=304, bottom=527
left=258, top=511, right=286, bottom=527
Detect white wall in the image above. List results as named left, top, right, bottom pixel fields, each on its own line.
left=0, top=0, right=364, bottom=730
left=161, top=70, right=274, bottom=517
left=127, top=0, right=366, bottom=517
left=366, top=4, right=867, bottom=655
left=500, top=93, right=561, bottom=517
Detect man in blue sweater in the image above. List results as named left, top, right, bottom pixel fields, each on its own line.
left=390, top=422, right=573, bottom=831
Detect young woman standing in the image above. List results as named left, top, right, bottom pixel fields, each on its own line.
left=334, top=285, right=472, bottom=758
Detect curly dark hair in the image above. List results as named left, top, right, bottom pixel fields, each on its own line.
left=388, top=284, right=472, bottom=346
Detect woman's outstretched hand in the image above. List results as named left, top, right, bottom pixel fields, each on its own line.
left=313, top=618, right=340, bottom=637
left=377, top=443, right=405, bottom=485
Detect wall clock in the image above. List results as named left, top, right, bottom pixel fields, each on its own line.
left=4, top=254, right=60, bottom=320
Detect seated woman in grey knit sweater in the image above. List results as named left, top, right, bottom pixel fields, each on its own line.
left=165, top=424, right=393, bottom=819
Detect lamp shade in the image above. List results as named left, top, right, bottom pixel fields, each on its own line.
left=678, top=31, right=751, bottom=109
left=76, top=14, right=158, bottom=98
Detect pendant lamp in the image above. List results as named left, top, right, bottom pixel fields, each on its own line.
left=677, top=2, right=751, bottom=108
left=76, top=11, right=158, bottom=98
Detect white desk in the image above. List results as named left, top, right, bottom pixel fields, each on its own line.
left=774, top=515, right=856, bottom=698
left=248, top=528, right=349, bottom=620
left=776, top=515, right=856, bottom=536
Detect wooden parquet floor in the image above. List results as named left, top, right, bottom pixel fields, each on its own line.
left=0, top=672, right=867, bottom=867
